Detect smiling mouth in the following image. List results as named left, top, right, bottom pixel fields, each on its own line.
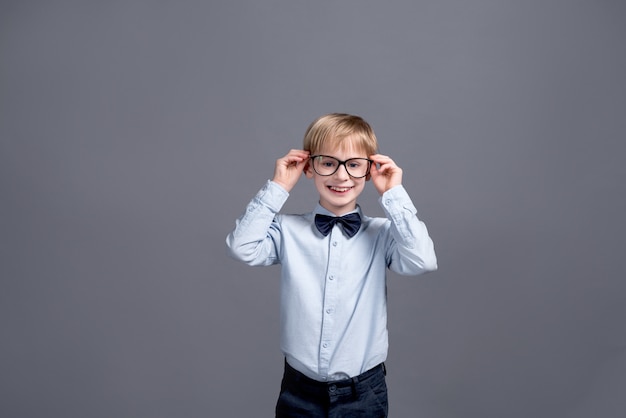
left=329, top=186, right=353, bottom=193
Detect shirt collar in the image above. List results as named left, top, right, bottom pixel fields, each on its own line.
left=313, top=203, right=363, bottom=218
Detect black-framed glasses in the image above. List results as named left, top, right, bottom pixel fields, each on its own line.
left=310, top=155, right=373, bottom=178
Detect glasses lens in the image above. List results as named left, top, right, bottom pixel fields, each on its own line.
left=345, top=158, right=370, bottom=178
left=313, top=156, right=339, bottom=175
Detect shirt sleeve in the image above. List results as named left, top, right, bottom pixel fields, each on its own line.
left=379, top=185, right=438, bottom=275
left=225, top=180, right=289, bottom=266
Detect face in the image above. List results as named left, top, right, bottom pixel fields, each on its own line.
left=305, top=141, right=370, bottom=216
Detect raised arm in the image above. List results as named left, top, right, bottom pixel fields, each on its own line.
left=226, top=150, right=308, bottom=266
left=370, top=154, right=437, bottom=275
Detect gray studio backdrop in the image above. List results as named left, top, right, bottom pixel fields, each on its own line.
left=1, top=1, right=625, bottom=417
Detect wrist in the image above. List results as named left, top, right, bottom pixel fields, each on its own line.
left=271, top=179, right=291, bottom=192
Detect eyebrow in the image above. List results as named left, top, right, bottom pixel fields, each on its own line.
left=313, top=154, right=370, bottom=160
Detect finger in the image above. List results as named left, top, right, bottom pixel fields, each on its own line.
left=289, top=149, right=310, bottom=157
left=369, top=153, right=391, bottom=161
left=287, top=151, right=310, bottom=164
left=369, top=155, right=390, bottom=170
left=282, top=152, right=309, bottom=165
left=371, top=154, right=398, bottom=164
left=372, top=158, right=391, bottom=170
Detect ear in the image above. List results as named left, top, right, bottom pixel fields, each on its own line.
left=304, top=160, right=314, bottom=178
left=365, top=161, right=374, bottom=181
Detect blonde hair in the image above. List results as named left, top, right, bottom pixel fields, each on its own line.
left=303, top=113, right=378, bottom=156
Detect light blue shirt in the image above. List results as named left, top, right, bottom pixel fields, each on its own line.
left=226, top=180, right=437, bottom=381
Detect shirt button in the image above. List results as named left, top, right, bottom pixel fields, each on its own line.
left=326, top=308, right=332, bottom=314
left=323, top=343, right=328, bottom=348
left=332, top=241, right=338, bottom=247
left=328, top=276, right=334, bottom=281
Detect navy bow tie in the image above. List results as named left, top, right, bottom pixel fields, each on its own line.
left=314, top=213, right=362, bottom=238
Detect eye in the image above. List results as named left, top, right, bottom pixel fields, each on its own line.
left=318, top=157, right=338, bottom=167
left=347, top=159, right=365, bottom=168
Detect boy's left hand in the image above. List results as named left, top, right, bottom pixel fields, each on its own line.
left=369, top=154, right=403, bottom=195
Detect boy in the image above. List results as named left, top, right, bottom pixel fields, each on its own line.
left=226, top=113, right=437, bottom=417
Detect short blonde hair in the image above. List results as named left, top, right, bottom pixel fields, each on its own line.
left=303, top=113, right=378, bottom=156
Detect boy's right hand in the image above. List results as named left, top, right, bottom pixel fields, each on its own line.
left=272, top=149, right=310, bottom=192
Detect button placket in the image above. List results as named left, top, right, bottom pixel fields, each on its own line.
left=319, top=229, right=342, bottom=376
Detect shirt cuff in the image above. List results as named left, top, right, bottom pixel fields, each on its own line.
left=254, top=180, right=290, bottom=213
left=379, top=185, right=418, bottom=217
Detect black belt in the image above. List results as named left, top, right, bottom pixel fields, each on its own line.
left=284, top=360, right=386, bottom=390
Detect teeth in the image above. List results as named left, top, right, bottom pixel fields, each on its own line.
left=330, top=186, right=351, bottom=192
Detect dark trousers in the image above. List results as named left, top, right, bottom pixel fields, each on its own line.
left=275, top=360, right=388, bottom=418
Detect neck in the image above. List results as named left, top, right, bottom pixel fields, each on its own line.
left=319, top=203, right=358, bottom=217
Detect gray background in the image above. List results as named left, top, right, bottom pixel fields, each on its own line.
left=1, top=1, right=625, bottom=417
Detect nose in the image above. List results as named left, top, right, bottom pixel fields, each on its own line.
left=334, top=163, right=350, bottom=180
